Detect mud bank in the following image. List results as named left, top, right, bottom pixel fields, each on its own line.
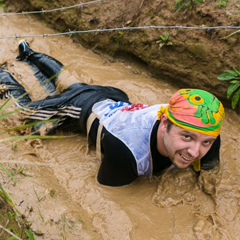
left=5, top=0, right=240, bottom=107
left=0, top=7, right=240, bottom=240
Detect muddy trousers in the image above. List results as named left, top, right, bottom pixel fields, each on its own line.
left=0, top=51, right=79, bottom=106
left=26, top=52, right=80, bottom=95
left=0, top=51, right=130, bottom=135
left=0, top=52, right=85, bottom=134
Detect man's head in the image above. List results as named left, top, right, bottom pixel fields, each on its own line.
left=159, top=89, right=225, bottom=137
left=157, top=89, right=225, bottom=169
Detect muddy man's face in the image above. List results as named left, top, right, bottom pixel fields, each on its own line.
left=157, top=115, right=216, bottom=169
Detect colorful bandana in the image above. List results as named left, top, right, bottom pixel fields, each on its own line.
left=158, top=89, right=225, bottom=137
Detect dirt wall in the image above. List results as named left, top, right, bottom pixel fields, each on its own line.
left=5, top=0, right=240, bottom=107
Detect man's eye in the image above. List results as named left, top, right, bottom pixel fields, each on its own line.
left=202, top=141, right=212, bottom=147
left=183, top=135, right=191, bottom=141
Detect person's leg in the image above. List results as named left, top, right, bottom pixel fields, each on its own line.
left=0, top=65, right=31, bottom=106
left=0, top=63, right=83, bottom=135
left=17, top=40, right=62, bottom=95
left=0, top=65, right=79, bottom=135
left=17, top=40, right=79, bottom=95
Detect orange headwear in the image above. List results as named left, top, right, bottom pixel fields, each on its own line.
left=158, top=89, right=225, bottom=137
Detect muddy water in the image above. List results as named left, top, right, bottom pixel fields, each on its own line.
left=0, top=11, right=240, bottom=240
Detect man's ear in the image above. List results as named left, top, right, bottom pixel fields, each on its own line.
left=160, top=114, right=168, bottom=132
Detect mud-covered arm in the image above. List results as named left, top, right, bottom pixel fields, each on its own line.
left=97, top=127, right=139, bottom=186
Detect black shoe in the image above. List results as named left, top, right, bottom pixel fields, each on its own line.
left=16, top=40, right=34, bottom=61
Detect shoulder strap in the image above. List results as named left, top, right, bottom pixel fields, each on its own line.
left=86, top=112, right=103, bottom=160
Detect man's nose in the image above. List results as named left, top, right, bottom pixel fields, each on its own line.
left=187, top=142, right=201, bottom=159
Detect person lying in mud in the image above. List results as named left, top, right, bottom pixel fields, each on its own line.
left=0, top=40, right=225, bottom=186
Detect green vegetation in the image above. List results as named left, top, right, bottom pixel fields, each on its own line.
left=175, top=0, right=205, bottom=11
left=218, top=68, right=240, bottom=109
left=156, top=34, right=173, bottom=49
left=0, top=154, right=35, bottom=239
left=113, top=31, right=124, bottom=46
left=0, top=185, right=33, bottom=239
left=0, top=0, right=7, bottom=11
left=217, top=0, right=229, bottom=8
left=0, top=85, right=65, bottom=239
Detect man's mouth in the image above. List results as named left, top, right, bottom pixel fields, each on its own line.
left=179, top=153, right=193, bottom=163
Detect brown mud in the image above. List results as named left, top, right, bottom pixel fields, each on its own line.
left=0, top=8, right=240, bottom=240
left=5, top=0, right=240, bottom=107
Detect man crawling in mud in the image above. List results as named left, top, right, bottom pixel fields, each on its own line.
left=0, top=40, right=225, bottom=186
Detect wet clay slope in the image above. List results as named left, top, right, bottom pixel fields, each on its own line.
left=1, top=8, right=240, bottom=240
left=5, top=0, right=240, bottom=105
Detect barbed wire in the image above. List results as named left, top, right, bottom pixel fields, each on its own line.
left=0, top=25, right=239, bottom=40
left=0, top=1, right=239, bottom=40
left=0, top=0, right=104, bottom=16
